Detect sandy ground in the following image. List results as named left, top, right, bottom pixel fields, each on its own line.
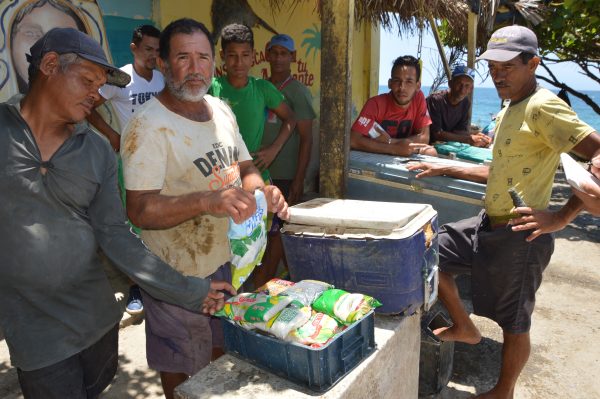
left=1, top=172, right=599, bottom=398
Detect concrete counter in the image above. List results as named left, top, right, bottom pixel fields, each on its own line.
left=175, top=312, right=421, bottom=399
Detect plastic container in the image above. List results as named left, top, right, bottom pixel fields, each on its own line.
left=281, top=198, right=439, bottom=315
left=346, top=150, right=486, bottom=225
left=419, top=311, right=455, bottom=396
left=221, top=310, right=376, bottom=392
left=434, top=142, right=493, bottom=163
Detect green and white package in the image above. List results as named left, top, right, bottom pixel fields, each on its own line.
left=228, top=190, right=268, bottom=289
left=312, top=288, right=382, bottom=324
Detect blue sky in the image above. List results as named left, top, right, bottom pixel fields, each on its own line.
left=379, top=27, right=597, bottom=91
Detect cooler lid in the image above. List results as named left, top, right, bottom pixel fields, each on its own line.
left=287, top=198, right=433, bottom=231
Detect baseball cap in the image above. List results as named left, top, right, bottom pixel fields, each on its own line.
left=451, top=65, right=475, bottom=81
left=267, top=34, right=295, bottom=52
left=477, top=25, right=538, bottom=62
left=26, top=27, right=130, bottom=87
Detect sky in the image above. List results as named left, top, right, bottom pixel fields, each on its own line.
left=379, top=27, right=598, bottom=91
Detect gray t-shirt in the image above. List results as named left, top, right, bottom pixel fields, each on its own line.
left=0, top=102, right=209, bottom=371
left=426, top=90, right=470, bottom=135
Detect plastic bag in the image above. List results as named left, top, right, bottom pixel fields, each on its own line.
left=280, top=280, right=333, bottom=306
left=258, top=306, right=312, bottom=340
left=228, top=190, right=268, bottom=289
left=312, top=289, right=381, bottom=324
left=215, top=293, right=293, bottom=323
left=286, top=311, right=340, bottom=347
left=257, top=278, right=295, bottom=296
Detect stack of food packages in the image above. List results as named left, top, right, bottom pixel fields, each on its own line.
left=216, top=279, right=382, bottom=348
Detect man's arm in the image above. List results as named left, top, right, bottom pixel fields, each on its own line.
left=90, top=152, right=235, bottom=312
left=126, top=185, right=257, bottom=229
left=86, top=97, right=121, bottom=151
left=289, top=119, right=313, bottom=204
left=350, top=130, right=430, bottom=157
left=571, top=154, right=600, bottom=216
left=253, top=102, right=296, bottom=171
left=434, top=129, right=492, bottom=147
left=406, top=161, right=489, bottom=183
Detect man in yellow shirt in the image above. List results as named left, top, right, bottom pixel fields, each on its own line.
left=408, top=26, right=600, bottom=398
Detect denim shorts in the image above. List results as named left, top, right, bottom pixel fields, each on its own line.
left=141, top=263, right=231, bottom=375
left=17, top=323, right=118, bottom=399
left=438, top=211, right=554, bottom=334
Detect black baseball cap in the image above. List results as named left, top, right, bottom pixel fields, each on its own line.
left=26, top=27, right=130, bottom=87
left=477, top=25, right=538, bottom=62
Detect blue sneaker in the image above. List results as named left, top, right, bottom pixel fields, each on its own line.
left=126, top=285, right=144, bottom=315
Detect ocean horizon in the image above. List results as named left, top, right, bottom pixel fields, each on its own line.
left=378, top=85, right=600, bottom=132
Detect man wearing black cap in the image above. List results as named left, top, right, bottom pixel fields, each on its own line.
left=427, top=65, right=491, bottom=147
left=0, top=27, right=235, bottom=398
left=408, top=25, right=600, bottom=398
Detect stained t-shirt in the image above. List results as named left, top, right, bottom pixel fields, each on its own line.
left=351, top=91, right=432, bottom=139
left=121, top=95, right=252, bottom=278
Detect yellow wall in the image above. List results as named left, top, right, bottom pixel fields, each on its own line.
left=155, top=0, right=379, bottom=121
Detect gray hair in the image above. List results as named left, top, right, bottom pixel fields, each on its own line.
left=28, top=52, right=82, bottom=85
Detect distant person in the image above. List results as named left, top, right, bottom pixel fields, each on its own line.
left=9, top=0, right=88, bottom=94
left=407, top=25, right=600, bottom=399
left=0, top=27, right=234, bottom=399
left=427, top=65, right=491, bottom=147
left=571, top=155, right=600, bottom=216
left=120, top=19, right=289, bottom=398
left=350, top=55, right=436, bottom=156
left=87, top=24, right=164, bottom=151
left=254, top=33, right=316, bottom=287
left=210, top=23, right=296, bottom=183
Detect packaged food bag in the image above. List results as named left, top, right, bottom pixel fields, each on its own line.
left=312, top=289, right=382, bottom=324
left=280, top=279, right=333, bottom=306
left=286, top=311, right=340, bottom=347
left=256, top=306, right=312, bottom=340
left=257, top=278, right=295, bottom=296
left=216, top=293, right=292, bottom=323
left=228, top=190, right=268, bottom=289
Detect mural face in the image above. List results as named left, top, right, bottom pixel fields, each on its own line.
left=0, top=0, right=111, bottom=102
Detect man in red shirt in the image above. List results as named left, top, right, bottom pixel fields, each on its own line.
left=350, top=55, right=436, bottom=156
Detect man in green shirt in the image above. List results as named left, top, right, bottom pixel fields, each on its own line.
left=210, top=24, right=296, bottom=182
left=254, top=33, right=316, bottom=286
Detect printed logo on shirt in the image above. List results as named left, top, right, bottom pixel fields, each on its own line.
left=131, top=91, right=160, bottom=106
left=193, top=142, right=242, bottom=190
left=357, top=116, right=372, bottom=127
left=381, top=119, right=414, bottom=139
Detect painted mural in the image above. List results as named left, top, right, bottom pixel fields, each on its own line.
left=0, top=0, right=113, bottom=102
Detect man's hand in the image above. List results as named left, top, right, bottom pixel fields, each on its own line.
left=201, top=280, right=237, bottom=315
left=406, top=162, right=447, bottom=178
left=264, top=185, right=290, bottom=220
left=288, top=178, right=304, bottom=205
left=207, top=186, right=257, bottom=224
left=468, top=132, right=492, bottom=148
left=252, top=145, right=279, bottom=172
left=509, top=207, right=569, bottom=242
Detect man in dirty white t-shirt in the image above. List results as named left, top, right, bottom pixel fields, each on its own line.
left=120, top=19, right=289, bottom=397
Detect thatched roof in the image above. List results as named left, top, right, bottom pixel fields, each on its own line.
left=266, top=0, right=546, bottom=52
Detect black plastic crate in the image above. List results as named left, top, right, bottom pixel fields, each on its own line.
left=419, top=311, right=455, bottom=396
left=221, top=311, right=376, bottom=392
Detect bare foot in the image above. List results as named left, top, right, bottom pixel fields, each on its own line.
left=433, top=322, right=481, bottom=344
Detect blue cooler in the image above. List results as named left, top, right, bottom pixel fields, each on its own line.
left=346, top=150, right=486, bottom=225
left=281, top=198, right=439, bottom=315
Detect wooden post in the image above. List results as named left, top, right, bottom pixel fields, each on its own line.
left=318, top=0, right=354, bottom=199
left=467, top=4, right=479, bottom=127
left=428, top=16, right=451, bottom=82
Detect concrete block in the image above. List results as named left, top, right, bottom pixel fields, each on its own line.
left=175, top=312, right=421, bottom=399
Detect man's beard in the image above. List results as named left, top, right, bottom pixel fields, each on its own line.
left=164, top=64, right=212, bottom=102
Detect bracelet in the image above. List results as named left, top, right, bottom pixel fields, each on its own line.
left=388, top=138, right=392, bottom=145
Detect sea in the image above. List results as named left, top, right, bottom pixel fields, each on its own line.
left=378, top=85, right=600, bottom=132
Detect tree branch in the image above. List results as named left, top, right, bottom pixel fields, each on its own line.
left=535, top=75, right=600, bottom=116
